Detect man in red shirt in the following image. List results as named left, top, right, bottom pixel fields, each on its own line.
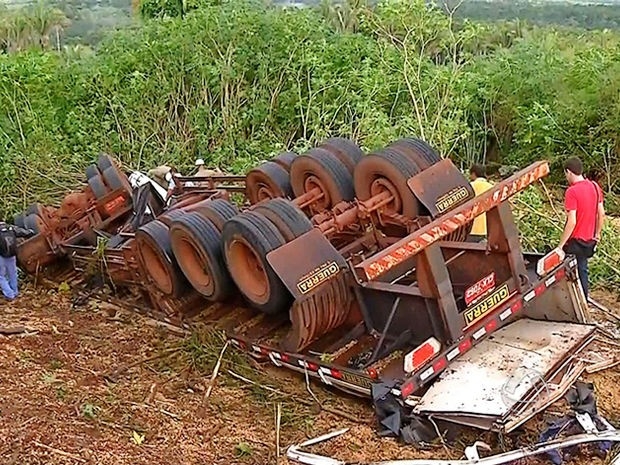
left=557, top=157, right=605, bottom=299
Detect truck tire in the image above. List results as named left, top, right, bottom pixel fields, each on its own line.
left=222, top=211, right=291, bottom=314
left=136, top=219, right=187, bottom=297
left=271, top=151, right=297, bottom=172
left=102, top=165, right=131, bottom=193
left=354, top=148, right=423, bottom=219
left=88, top=174, right=108, bottom=200
left=97, top=153, right=114, bottom=171
left=170, top=212, right=234, bottom=301
left=85, top=164, right=100, bottom=180
left=193, top=198, right=239, bottom=232
left=253, top=198, right=313, bottom=242
left=159, top=209, right=186, bottom=227
left=290, top=149, right=354, bottom=213
left=389, top=138, right=441, bottom=169
left=13, top=213, right=26, bottom=229
left=318, top=137, right=364, bottom=174
left=246, top=161, right=293, bottom=205
left=24, top=214, right=41, bottom=234
left=25, top=203, right=43, bottom=216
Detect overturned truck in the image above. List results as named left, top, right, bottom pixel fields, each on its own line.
left=17, top=138, right=600, bottom=435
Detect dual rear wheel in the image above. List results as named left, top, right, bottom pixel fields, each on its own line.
left=244, top=138, right=362, bottom=215
left=138, top=137, right=467, bottom=315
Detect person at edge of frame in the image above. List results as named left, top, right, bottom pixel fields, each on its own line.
left=467, top=163, right=494, bottom=243
left=0, top=221, right=36, bottom=300
left=193, top=158, right=223, bottom=177
left=164, top=167, right=197, bottom=205
left=556, top=157, right=605, bottom=301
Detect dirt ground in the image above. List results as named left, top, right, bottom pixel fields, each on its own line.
left=0, top=283, right=619, bottom=465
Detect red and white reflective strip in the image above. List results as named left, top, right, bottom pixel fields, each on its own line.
left=229, top=338, right=247, bottom=350
left=269, top=351, right=284, bottom=366
left=298, top=360, right=319, bottom=372
left=398, top=262, right=574, bottom=399
left=446, top=338, right=472, bottom=361
left=499, top=300, right=523, bottom=322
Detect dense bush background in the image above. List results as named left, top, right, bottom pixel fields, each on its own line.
left=1, top=0, right=620, bottom=286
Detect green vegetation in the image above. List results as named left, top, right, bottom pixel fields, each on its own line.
left=443, top=0, right=620, bottom=31
left=1, top=0, right=620, bottom=285
left=0, top=0, right=70, bottom=52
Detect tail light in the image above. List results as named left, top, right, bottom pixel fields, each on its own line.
left=537, top=249, right=564, bottom=276
left=403, top=337, right=441, bottom=373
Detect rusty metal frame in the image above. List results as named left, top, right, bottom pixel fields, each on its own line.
left=354, top=161, right=549, bottom=282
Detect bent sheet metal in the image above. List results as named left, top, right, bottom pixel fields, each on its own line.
left=412, top=318, right=597, bottom=432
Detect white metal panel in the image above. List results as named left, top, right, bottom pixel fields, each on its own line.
left=414, top=319, right=595, bottom=417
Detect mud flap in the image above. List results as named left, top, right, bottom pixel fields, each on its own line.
left=268, top=229, right=353, bottom=352
left=406, top=159, right=474, bottom=219
left=267, top=228, right=347, bottom=299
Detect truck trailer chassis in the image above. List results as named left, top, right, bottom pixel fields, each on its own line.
left=15, top=138, right=606, bottom=440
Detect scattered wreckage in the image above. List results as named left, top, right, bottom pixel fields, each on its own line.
left=14, top=138, right=620, bottom=462
left=286, top=422, right=620, bottom=465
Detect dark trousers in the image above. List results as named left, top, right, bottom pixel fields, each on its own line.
left=576, top=254, right=589, bottom=300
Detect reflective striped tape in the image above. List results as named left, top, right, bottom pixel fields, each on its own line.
left=420, top=366, right=435, bottom=382
left=447, top=347, right=460, bottom=361
left=473, top=327, right=486, bottom=340
left=499, top=308, right=513, bottom=321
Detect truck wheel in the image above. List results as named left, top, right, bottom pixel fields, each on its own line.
left=170, top=212, right=234, bottom=301
left=271, top=151, right=297, bottom=172
left=246, top=161, right=293, bottom=205
left=290, top=149, right=354, bottom=213
left=222, top=211, right=291, bottom=314
left=85, top=164, right=100, bottom=180
left=253, top=198, right=312, bottom=242
left=24, top=214, right=41, bottom=234
left=159, top=208, right=186, bottom=227
left=388, top=138, right=441, bottom=169
left=192, top=198, right=239, bottom=232
left=13, top=213, right=26, bottom=229
left=25, top=203, right=43, bottom=216
left=97, top=153, right=114, bottom=171
left=88, top=174, right=108, bottom=200
left=354, top=148, right=422, bottom=219
left=136, top=219, right=187, bottom=297
left=102, top=165, right=131, bottom=193
left=318, top=137, right=364, bottom=174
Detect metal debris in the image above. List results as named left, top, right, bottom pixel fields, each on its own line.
left=286, top=427, right=620, bottom=465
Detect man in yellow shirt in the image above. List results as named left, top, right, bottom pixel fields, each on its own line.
left=468, top=164, right=493, bottom=242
